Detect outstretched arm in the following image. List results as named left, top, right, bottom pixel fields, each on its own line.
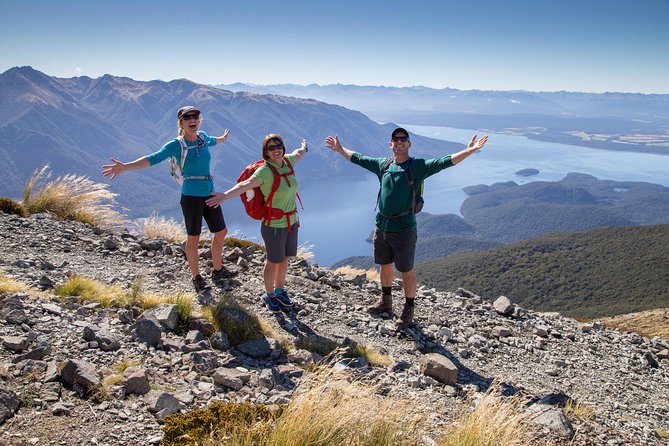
left=102, top=157, right=150, bottom=180
left=451, top=134, right=488, bottom=165
left=215, top=129, right=230, bottom=145
left=206, top=177, right=261, bottom=208
left=289, top=139, right=308, bottom=162
left=325, top=135, right=355, bottom=161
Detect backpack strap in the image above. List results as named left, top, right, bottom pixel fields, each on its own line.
left=176, top=132, right=210, bottom=180
left=262, top=157, right=302, bottom=231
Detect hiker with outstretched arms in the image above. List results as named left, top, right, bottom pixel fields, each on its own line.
left=206, top=134, right=308, bottom=313
left=325, top=128, right=488, bottom=329
left=102, top=106, right=231, bottom=293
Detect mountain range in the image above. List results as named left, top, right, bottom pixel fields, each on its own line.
left=0, top=66, right=455, bottom=219
left=217, top=82, right=669, bottom=155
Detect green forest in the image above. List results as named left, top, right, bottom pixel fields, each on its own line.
left=415, top=224, right=669, bottom=319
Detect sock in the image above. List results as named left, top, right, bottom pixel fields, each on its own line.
left=382, top=286, right=392, bottom=296
left=274, top=287, right=284, bottom=295
left=405, top=297, right=415, bottom=307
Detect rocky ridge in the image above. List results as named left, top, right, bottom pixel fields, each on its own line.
left=0, top=211, right=667, bottom=445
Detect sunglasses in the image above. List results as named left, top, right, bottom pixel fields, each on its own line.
left=267, top=144, right=284, bottom=151
left=392, top=136, right=409, bottom=142
left=181, top=113, right=200, bottom=121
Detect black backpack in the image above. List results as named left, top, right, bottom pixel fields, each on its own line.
left=377, top=157, right=424, bottom=218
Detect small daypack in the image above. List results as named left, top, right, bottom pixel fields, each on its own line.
left=168, top=131, right=207, bottom=184
left=377, top=157, right=424, bottom=218
left=237, top=157, right=303, bottom=230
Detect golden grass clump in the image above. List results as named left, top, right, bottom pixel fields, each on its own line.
left=597, top=308, right=669, bottom=340
left=296, top=242, right=315, bottom=263
left=0, top=197, right=27, bottom=217
left=54, top=275, right=126, bottom=308
left=346, top=341, right=393, bottom=367
left=139, top=212, right=186, bottom=243
left=437, top=384, right=533, bottom=446
left=113, top=359, right=141, bottom=374
left=564, top=399, right=597, bottom=422
left=22, top=164, right=126, bottom=229
left=0, top=272, right=29, bottom=295
left=55, top=275, right=195, bottom=324
left=269, top=364, right=422, bottom=445
left=334, top=265, right=379, bottom=282
left=225, top=236, right=265, bottom=252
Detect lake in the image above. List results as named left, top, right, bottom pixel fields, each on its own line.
left=225, top=125, right=669, bottom=267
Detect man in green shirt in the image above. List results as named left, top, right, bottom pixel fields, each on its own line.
left=325, top=128, right=488, bottom=329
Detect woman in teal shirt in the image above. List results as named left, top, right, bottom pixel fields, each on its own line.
left=102, top=106, right=230, bottom=293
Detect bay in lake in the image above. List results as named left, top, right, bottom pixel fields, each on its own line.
left=226, top=125, right=669, bottom=267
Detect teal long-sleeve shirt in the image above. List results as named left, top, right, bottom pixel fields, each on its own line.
left=146, top=132, right=218, bottom=197
left=351, top=153, right=454, bottom=232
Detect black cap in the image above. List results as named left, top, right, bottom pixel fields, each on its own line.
left=177, top=105, right=200, bottom=119
left=392, top=127, right=410, bottom=139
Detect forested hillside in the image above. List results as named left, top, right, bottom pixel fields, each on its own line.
left=415, top=225, right=669, bottom=319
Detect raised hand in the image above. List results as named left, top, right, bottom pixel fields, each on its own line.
left=218, top=129, right=230, bottom=144
left=467, top=134, right=489, bottom=152
left=325, top=135, right=341, bottom=152
left=101, top=159, right=125, bottom=180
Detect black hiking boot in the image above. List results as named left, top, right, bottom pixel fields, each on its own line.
left=395, top=302, right=415, bottom=330
left=192, top=274, right=212, bottom=293
left=211, top=266, right=232, bottom=283
left=367, top=294, right=393, bottom=317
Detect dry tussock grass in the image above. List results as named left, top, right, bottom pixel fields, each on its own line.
left=597, top=308, right=669, bottom=339
left=0, top=271, right=29, bottom=295
left=55, top=275, right=195, bottom=322
left=333, top=265, right=380, bottom=282
left=269, top=363, right=424, bottom=445
left=22, top=165, right=126, bottom=229
left=438, top=384, right=533, bottom=446
left=139, top=212, right=186, bottom=243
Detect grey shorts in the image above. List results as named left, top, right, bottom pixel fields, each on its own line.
left=261, top=224, right=299, bottom=263
left=373, top=227, right=417, bottom=273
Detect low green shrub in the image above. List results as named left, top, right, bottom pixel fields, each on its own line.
left=162, top=401, right=277, bottom=446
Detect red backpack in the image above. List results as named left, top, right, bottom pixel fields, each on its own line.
left=236, top=157, right=303, bottom=230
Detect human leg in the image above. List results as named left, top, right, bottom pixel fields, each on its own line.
left=369, top=229, right=395, bottom=315
left=211, top=228, right=227, bottom=271
left=384, top=228, right=418, bottom=329
left=260, top=224, right=296, bottom=309
left=203, top=200, right=227, bottom=273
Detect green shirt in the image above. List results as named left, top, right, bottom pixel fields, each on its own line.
left=351, top=153, right=454, bottom=232
left=251, top=153, right=300, bottom=228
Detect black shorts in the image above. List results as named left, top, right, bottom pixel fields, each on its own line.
left=180, top=194, right=226, bottom=236
left=373, top=227, right=417, bottom=273
left=261, top=224, right=299, bottom=263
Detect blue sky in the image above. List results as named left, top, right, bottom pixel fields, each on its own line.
left=1, top=0, right=668, bottom=93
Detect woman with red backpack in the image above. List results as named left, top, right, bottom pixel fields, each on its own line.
left=206, top=134, right=308, bottom=312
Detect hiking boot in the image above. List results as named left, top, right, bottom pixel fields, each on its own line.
left=262, top=292, right=281, bottom=313
left=192, top=275, right=212, bottom=293
left=211, top=266, right=231, bottom=283
left=367, top=294, right=393, bottom=317
left=274, top=289, right=294, bottom=309
left=395, top=303, right=415, bottom=330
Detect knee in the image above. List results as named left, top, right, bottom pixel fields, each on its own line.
left=214, top=228, right=228, bottom=239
